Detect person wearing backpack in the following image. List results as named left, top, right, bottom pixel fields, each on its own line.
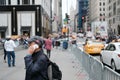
left=24, top=36, right=50, bottom=80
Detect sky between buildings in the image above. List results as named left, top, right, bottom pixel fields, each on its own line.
left=62, top=0, right=76, bottom=19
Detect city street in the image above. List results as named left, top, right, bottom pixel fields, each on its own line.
left=0, top=47, right=90, bottom=80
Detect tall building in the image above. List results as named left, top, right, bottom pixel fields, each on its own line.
left=52, top=0, right=62, bottom=32
left=70, top=5, right=77, bottom=32
left=0, top=0, right=51, bottom=38
left=89, top=0, right=107, bottom=22
left=107, top=0, right=120, bottom=35
left=77, top=0, right=88, bottom=31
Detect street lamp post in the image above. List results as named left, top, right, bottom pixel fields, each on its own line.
left=50, top=0, right=52, bottom=33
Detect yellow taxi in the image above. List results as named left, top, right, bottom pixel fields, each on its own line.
left=83, top=40, right=104, bottom=54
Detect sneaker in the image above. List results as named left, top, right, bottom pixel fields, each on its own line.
left=13, top=65, right=15, bottom=67
left=8, top=65, right=11, bottom=67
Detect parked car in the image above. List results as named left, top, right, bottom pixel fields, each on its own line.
left=83, top=40, right=104, bottom=54
left=100, top=42, right=120, bottom=70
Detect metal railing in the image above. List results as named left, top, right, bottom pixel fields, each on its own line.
left=72, top=46, right=120, bottom=80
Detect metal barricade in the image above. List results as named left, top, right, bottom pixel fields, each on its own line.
left=82, top=52, right=91, bottom=74
left=72, top=46, right=120, bottom=80
left=89, top=57, right=104, bottom=80
left=103, top=66, right=120, bottom=80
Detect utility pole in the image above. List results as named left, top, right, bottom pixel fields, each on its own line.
left=67, top=0, right=68, bottom=13
left=50, top=0, right=52, bottom=33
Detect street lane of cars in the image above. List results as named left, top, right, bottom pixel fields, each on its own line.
left=76, top=38, right=120, bottom=73
left=100, top=42, right=120, bottom=71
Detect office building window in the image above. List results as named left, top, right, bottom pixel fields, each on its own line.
left=109, top=20, right=111, bottom=25
left=0, top=0, right=6, bottom=5
left=103, top=8, right=105, bottom=11
left=8, top=0, right=11, bottom=5
left=18, top=0, right=20, bottom=5
left=22, top=0, right=30, bottom=4
left=99, top=2, right=101, bottom=6
left=103, top=18, right=105, bottom=21
left=32, top=0, right=35, bottom=4
left=117, top=0, right=120, bottom=5
left=109, top=0, right=111, bottom=3
left=103, top=13, right=105, bottom=16
left=103, top=2, right=105, bottom=6
left=113, top=2, right=116, bottom=15
left=113, top=18, right=115, bottom=24
left=100, top=13, right=102, bottom=16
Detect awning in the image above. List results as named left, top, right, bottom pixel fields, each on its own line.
left=21, top=26, right=31, bottom=31
left=0, top=27, right=7, bottom=32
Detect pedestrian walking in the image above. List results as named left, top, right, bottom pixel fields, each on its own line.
left=52, top=38, right=55, bottom=48
left=24, top=36, right=50, bottom=80
left=45, top=36, right=52, bottom=58
left=3, top=43, right=7, bottom=63
left=4, top=36, right=16, bottom=67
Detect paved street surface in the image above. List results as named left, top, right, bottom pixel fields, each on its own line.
left=0, top=47, right=90, bottom=80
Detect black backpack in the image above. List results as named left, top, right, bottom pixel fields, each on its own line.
left=42, top=54, right=62, bottom=80
left=48, top=61, right=62, bottom=80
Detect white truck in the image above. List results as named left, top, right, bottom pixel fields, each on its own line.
left=91, top=21, right=108, bottom=39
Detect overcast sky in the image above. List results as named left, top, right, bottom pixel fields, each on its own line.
left=62, top=0, right=76, bottom=19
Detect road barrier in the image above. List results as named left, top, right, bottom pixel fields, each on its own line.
left=72, top=46, right=120, bottom=80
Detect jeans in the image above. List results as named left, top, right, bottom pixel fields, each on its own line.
left=46, top=50, right=51, bottom=58
left=4, top=49, right=7, bottom=60
left=6, top=51, right=15, bottom=67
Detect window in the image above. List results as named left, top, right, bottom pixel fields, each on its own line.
left=105, top=45, right=111, bottom=50
left=109, top=6, right=112, bottom=10
left=100, top=8, right=101, bottom=11
left=109, top=0, right=111, bottom=3
left=0, top=0, right=6, bottom=5
left=32, top=0, right=35, bottom=4
left=109, top=19, right=112, bottom=25
left=103, top=8, right=105, bottom=11
left=117, top=0, right=120, bottom=5
left=103, top=13, right=105, bottom=16
left=103, top=2, right=105, bottom=6
left=113, top=18, right=115, bottom=23
left=18, top=0, right=20, bottom=5
left=109, top=45, right=116, bottom=51
left=100, top=13, right=102, bottom=16
left=100, top=2, right=101, bottom=6
left=113, top=2, right=116, bottom=15
left=103, top=18, right=105, bottom=21
left=22, top=0, right=30, bottom=4
left=100, top=18, right=102, bottom=21
left=8, top=0, right=11, bottom=5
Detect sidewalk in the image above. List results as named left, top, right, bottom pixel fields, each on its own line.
left=0, top=46, right=90, bottom=80
left=50, top=47, right=90, bottom=80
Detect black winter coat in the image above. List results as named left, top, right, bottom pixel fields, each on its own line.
left=24, top=50, right=49, bottom=80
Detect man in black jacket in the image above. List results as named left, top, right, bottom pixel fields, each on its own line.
left=24, top=36, right=49, bottom=80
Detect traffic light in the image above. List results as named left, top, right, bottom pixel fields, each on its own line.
left=82, top=16, right=86, bottom=22
left=65, top=13, right=70, bottom=24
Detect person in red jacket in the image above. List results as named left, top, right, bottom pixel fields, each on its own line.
left=45, top=36, right=52, bottom=58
